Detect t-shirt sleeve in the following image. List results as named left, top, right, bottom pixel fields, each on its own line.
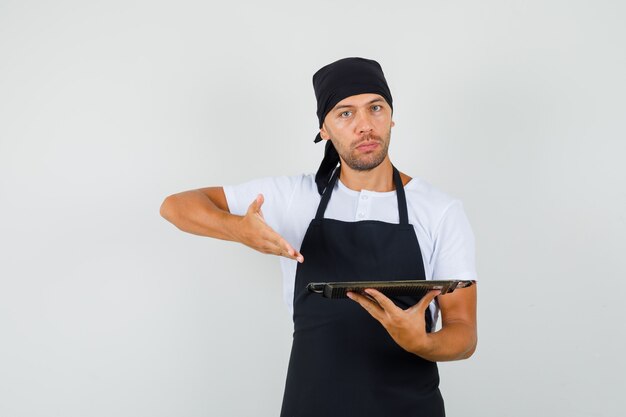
left=431, top=201, right=478, bottom=280
left=222, top=176, right=300, bottom=234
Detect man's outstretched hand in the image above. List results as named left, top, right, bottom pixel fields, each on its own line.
left=236, top=194, right=304, bottom=263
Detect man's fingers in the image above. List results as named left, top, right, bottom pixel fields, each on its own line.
left=283, top=243, right=304, bottom=263
left=277, top=239, right=304, bottom=263
left=347, top=291, right=384, bottom=322
left=267, top=233, right=304, bottom=263
left=281, top=246, right=304, bottom=263
left=421, top=290, right=441, bottom=307
left=408, top=290, right=441, bottom=314
left=244, top=194, right=304, bottom=263
left=247, top=194, right=264, bottom=214
left=364, top=288, right=401, bottom=314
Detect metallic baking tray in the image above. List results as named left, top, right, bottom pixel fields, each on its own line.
left=307, top=280, right=476, bottom=299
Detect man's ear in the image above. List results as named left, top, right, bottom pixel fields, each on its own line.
left=391, top=120, right=395, bottom=128
left=319, top=124, right=331, bottom=140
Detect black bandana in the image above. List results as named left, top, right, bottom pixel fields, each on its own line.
left=312, top=57, right=393, bottom=194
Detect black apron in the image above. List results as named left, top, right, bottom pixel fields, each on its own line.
left=280, top=166, right=444, bottom=417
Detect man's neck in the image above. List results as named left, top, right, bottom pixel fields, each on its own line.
left=338, top=158, right=395, bottom=192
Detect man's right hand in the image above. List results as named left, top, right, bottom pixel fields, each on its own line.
left=236, top=194, right=304, bottom=263
left=161, top=188, right=303, bottom=263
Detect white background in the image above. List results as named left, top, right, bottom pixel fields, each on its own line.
left=1, top=0, right=625, bottom=416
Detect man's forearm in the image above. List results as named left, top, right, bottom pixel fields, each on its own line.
left=161, top=191, right=304, bottom=262
left=412, top=321, right=477, bottom=362
left=160, top=191, right=243, bottom=242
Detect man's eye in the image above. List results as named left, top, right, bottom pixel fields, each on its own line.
left=340, top=111, right=352, bottom=117
left=372, top=105, right=382, bottom=111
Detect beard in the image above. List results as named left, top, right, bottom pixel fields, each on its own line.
left=333, top=131, right=391, bottom=171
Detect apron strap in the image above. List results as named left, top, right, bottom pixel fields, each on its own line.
left=315, top=165, right=409, bottom=225
left=392, top=166, right=409, bottom=225
left=315, top=166, right=340, bottom=220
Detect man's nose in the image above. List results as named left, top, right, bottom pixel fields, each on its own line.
left=355, top=111, right=373, bottom=134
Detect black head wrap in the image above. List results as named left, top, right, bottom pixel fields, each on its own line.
left=312, top=57, right=393, bottom=194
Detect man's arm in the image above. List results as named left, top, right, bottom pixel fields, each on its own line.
left=347, top=284, right=477, bottom=362
left=421, top=284, right=477, bottom=361
left=160, top=187, right=304, bottom=262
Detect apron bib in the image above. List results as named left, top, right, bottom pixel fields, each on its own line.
left=280, top=166, right=444, bottom=417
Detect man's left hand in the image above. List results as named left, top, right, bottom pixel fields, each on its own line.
left=347, top=288, right=440, bottom=358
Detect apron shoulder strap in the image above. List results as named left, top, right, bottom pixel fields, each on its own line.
left=393, top=166, right=409, bottom=225
left=315, top=166, right=340, bottom=220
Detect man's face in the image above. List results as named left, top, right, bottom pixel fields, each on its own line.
left=319, top=93, right=394, bottom=171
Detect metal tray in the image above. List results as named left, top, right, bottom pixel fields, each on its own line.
left=306, top=279, right=476, bottom=299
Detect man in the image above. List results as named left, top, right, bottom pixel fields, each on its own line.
left=160, top=57, right=477, bottom=416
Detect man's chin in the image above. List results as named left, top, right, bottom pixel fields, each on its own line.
left=345, top=154, right=387, bottom=171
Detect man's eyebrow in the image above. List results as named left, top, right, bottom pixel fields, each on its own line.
left=332, top=98, right=385, bottom=111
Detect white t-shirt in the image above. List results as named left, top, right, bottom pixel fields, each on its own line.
left=223, top=173, right=477, bottom=325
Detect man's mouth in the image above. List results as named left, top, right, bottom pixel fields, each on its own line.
left=356, top=142, right=379, bottom=151
left=354, top=138, right=381, bottom=151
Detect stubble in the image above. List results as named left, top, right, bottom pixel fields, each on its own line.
left=333, top=131, right=391, bottom=171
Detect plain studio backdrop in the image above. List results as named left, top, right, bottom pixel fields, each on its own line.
left=1, top=0, right=625, bottom=416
